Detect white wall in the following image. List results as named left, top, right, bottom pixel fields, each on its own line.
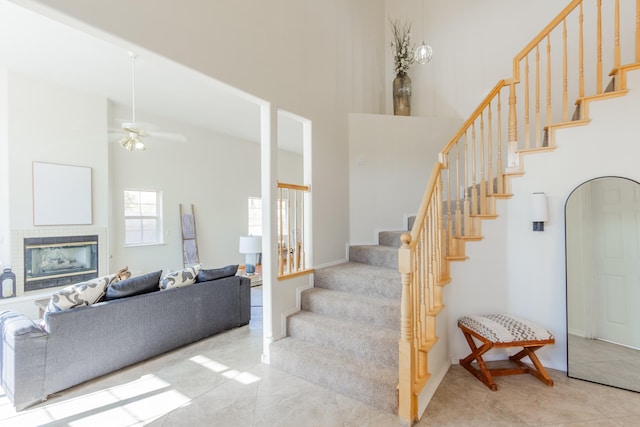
left=7, top=71, right=109, bottom=232
left=278, top=150, right=303, bottom=185
left=385, top=0, right=566, bottom=118
left=446, top=70, right=640, bottom=371
left=349, top=113, right=461, bottom=244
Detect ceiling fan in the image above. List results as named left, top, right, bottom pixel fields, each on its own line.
left=118, top=52, right=147, bottom=151
left=115, top=52, right=186, bottom=151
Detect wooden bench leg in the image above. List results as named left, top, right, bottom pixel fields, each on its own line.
left=510, top=346, right=554, bottom=386
left=459, top=329, right=498, bottom=391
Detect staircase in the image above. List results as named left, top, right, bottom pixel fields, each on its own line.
left=273, top=1, right=639, bottom=424
left=270, top=226, right=412, bottom=413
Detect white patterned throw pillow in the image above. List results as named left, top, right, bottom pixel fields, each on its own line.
left=159, top=265, right=201, bottom=290
left=46, top=274, right=119, bottom=312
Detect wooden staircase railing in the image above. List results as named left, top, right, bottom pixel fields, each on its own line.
left=277, top=181, right=313, bottom=279
left=397, top=0, right=640, bottom=424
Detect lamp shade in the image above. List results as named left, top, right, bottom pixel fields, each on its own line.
left=239, top=236, right=262, bottom=254
left=531, top=193, right=549, bottom=222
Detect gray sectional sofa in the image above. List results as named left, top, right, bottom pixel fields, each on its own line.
left=0, top=273, right=251, bottom=411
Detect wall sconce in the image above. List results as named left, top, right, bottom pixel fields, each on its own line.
left=239, top=236, right=262, bottom=275
left=531, top=192, right=549, bottom=231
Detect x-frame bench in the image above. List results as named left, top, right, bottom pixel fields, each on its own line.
left=458, top=314, right=555, bottom=391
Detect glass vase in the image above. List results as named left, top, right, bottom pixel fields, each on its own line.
left=393, top=72, right=411, bottom=116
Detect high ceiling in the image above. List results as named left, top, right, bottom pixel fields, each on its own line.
left=0, top=1, right=303, bottom=153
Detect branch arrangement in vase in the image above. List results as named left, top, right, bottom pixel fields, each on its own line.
left=389, top=19, right=415, bottom=75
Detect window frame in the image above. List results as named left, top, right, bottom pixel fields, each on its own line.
left=248, top=196, right=263, bottom=236
left=247, top=196, right=288, bottom=238
left=123, top=188, right=164, bottom=247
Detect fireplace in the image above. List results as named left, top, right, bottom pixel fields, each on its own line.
left=24, top=235, right=99, bottom=292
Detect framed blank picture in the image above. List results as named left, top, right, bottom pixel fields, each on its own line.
left=33, top=162, right=92, bottom=225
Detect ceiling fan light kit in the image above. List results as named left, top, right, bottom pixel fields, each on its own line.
left=119, top=52, right=147, bottom=152
left=114, top=52, right=185, bottom=150
left=119, top=132, right=146, bottom=151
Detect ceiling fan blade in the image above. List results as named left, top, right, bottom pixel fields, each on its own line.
left=121, top=123, right=148, bottom=136
left=110, top=119, right=185, bottom=144
left=147, top=131, right=187, bottom=143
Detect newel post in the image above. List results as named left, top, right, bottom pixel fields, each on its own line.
left=398, top=232, right=416, bottom=425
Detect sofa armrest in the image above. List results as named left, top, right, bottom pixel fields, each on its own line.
left=238, top=276, right=251, bottom=325
left=0, top=311, right=48, bottom=411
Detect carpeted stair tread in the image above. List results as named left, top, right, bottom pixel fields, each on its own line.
left=269, top=337, right=398, bottom=413
left=301, top=287, right=400, bottom=330
left=271, top=229, right=404, bottom=413
left=349, top=245, right=398, bottom=269
left=378, top=230, right=406, bottom=248
left=287, top=311, right=399, bottom=367
left=313, top=262, right=401, bottom=299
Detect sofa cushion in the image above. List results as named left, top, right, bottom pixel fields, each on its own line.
left=196, top=264, right=239, bottom=282
left=46, top=274, right=119, bottom=313
left=103, top=270, right=162, bottom=301
left=159, top=265, right=201, bottom=290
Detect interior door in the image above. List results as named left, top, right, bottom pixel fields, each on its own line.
left=592, top=178, right=640, bottom=348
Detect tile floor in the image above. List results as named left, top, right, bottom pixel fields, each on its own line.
left=2, top=287, right=640, bottom=426
left=568, top=333, right=640, bottom=393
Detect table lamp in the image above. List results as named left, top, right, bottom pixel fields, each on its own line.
left=239, top=236, right=262, bottom=275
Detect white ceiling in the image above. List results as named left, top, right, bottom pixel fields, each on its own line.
left=0, top=1, right=303, bottom=153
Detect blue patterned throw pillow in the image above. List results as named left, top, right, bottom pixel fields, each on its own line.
left=46, top=274, right=119, bottom=312
left=159, top=265, right=201, bottom=290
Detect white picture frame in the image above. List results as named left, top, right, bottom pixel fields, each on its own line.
left=32, top=162, right=92, bottom=225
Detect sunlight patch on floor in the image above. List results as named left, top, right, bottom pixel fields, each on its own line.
left=1, top=337, right=264, bottom=425
left=3, top=374, right=191, bottom=426
left=190, top=354, right=261, bottom=384
left=189, top=354, right=229, bottom=372
left=234, top=371, right=261, bottom=385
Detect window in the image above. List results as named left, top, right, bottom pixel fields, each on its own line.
left=247, top=196, right=288, bottom=237
left=124, top=189, right=163, bottom=246
left=248, top=197, right=262, bottom=236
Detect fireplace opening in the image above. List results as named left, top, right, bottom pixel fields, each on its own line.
left=24, top=235, right=98, bottom=292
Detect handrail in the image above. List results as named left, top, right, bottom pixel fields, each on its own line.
left=408, top=163, right=443, bottom=247
left=278, top=182, right=310, bottom=192
left=513, top=0, right=583, bottom=77
left=439, top=80, right=507, bottom=159
left=397, top=1, right=640, bottom=424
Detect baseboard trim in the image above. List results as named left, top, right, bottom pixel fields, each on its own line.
left=417, top=359, right=451, bottom=419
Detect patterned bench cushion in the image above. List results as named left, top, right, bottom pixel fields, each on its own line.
left=458, top=314, right=553, bottom=343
